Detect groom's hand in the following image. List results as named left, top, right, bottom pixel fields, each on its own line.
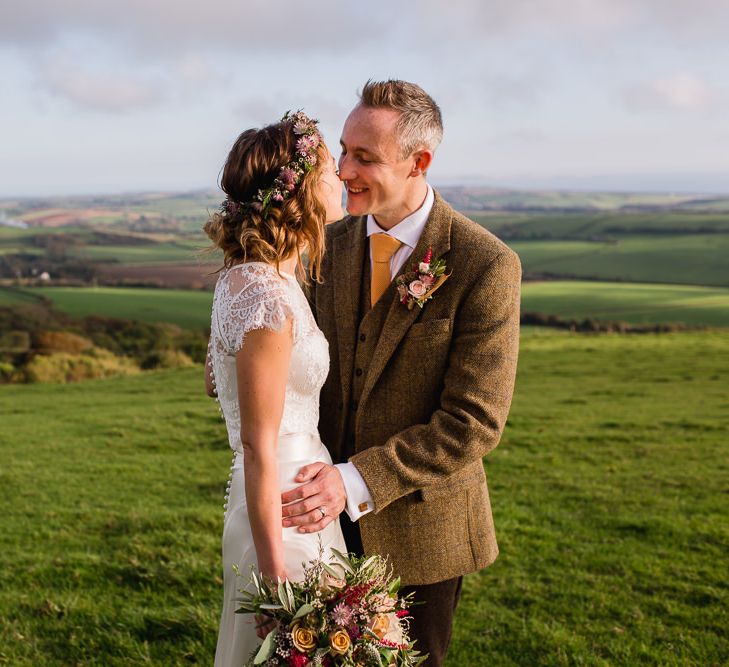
left=280, top=463, right=346, bottom=533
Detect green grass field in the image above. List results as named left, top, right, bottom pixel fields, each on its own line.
left=0, top=287, right=214, bottom=330
left=521, top=281, right=729, bottom=327
left=2, top=281, right=729, bottom=329
left=510, top=234, right=729, bottom=287
left=70, top=241, right=209, bottom=264
left=1, top=329, right=727, bottom=665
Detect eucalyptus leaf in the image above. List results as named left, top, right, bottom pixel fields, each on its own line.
left=291, top=602, right=315, bottom=621
left=322, top=563, right=342, bottom=578
left=329, top=548, right=354, bottom=573
left=253, top=628, right=277, bottom=665
left=285, top=580, right=295, bottom=610
left=277, top=581, right=289, bottom=611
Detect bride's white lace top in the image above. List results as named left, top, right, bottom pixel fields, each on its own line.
left=209, top=262, right=329, bottom=453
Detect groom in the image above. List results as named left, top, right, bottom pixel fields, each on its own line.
left=282, top=79, right=521, bottom=665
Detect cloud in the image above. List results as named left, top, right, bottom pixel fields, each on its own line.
left=623, top=72, right=716, bottom=112
left=4, top=0, right=728, bottom=59
left=40, top=57, right=164, bottom=112
left=0, top=0, right=375, bottom=55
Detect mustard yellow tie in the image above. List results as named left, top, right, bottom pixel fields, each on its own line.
left=370, top=233, right=403, bottom=306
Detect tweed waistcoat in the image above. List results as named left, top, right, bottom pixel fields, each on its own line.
left=342, top=251, right=395, bottom=460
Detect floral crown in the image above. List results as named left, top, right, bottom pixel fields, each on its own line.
left=220, top=110, right=322, bottom=219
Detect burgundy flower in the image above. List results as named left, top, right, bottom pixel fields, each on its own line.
left=288, top=650, right=308, bottom=667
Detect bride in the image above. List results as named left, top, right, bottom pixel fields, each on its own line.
left=203, top=111, right=347, bottom=666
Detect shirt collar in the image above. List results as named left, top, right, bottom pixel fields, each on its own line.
left=366, top=184, right=434, bottom=250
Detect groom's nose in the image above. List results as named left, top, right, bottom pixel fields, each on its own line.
left=337, top=153, right=354, bottom=181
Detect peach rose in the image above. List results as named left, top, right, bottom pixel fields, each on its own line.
left=329, top=628, right=351, bottom=655
left=369, top=613, right=390, bottom=640
left=291, top=622, right=317, bottom=652
left=408, top=280, right=427, bottom=298
left=370, top=613, right=405, bottom=645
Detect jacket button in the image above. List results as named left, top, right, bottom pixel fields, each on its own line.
left=355, top=368, right=363, bottom=377
left=338, top=402, right=343, bottom=410
left=351, top=400, right=358, bottom=411
left=359, top=333, right=366, bottom=342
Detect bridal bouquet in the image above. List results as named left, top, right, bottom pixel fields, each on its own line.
left=236, top=549, right=426, bottom=666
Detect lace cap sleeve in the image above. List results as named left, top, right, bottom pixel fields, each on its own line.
left=216, top=264, right=294, bottom=355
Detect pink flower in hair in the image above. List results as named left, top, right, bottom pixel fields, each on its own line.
left=279, top=168, right=297, bottom=191
left=296, top=135, right=316, bottom=155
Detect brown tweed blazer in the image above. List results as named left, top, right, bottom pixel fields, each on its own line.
left=310, top=191, right=521, bottom=585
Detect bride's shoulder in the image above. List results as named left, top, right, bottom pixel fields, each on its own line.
left=218, top=261, right=289, bottom=294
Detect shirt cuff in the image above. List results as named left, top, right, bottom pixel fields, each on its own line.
left=335, top=462, right=374, bottom=522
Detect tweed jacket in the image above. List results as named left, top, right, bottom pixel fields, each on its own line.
left=310, top=191, right=521, bottom=585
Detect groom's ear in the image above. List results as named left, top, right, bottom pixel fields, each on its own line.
left=410, top=149, right=433, bottom=177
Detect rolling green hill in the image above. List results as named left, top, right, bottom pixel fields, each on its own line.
left=1, top=329, right=726, bottom=665
left=2, top=281, right=729, bottom=328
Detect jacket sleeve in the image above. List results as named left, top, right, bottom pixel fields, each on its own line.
left=350, top=248, right=521, bottom=512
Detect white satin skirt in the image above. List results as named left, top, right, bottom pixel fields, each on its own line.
left=214, top=432, right=346, bottom=667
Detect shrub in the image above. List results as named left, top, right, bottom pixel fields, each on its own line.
left=24, top=348, right=139, bottom=384
left=35, top=330, right=94, bottom=354
left=140, top=349, right=195, bottom=370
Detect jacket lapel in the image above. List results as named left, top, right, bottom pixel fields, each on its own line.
left=358, top=193, right=453, bottom=411
left=332, top=217, right=367, bottom=401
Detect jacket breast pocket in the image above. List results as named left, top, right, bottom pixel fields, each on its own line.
left=405, top=317, right=451, bottom=339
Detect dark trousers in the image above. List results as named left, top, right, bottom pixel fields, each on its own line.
left=341, top=515, right=462, bottom=666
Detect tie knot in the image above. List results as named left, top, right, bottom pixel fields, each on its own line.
left=370, top=233, right=402, bottom=263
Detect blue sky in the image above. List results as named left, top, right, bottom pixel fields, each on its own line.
left=1, top=0, right=728, bottom=197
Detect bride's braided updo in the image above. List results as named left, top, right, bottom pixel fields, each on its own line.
left=204, top=115, right=327, bottom=281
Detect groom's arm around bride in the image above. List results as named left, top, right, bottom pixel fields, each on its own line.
left=282, top=79, right=521, bottom=665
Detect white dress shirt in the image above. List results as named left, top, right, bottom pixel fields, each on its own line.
left=335, top=184, right=435, bottom=521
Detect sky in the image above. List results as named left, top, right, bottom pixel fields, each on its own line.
left=1, top=0, right=728, bottom=197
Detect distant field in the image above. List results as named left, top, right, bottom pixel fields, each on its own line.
left=1, top=330, right=727, bottom=665
left=511, top=233, right=729, bottom=286
left=70, top=241, right=209, bottom=264
left=0, top=287, right=214, bottom=329
left=521, top=281, right=729, bottom=327
left=472, top=210, right=729, bottom=236
left=3, top=281, right=729, bottom=329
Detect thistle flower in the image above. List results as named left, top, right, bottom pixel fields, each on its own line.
left=331, top=602, right=354, bottom=626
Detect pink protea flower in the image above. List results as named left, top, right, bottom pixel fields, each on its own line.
left=421, top=274, right=435, bottom=288
left=423, top=248, right=433, bottom=264
left=331, top=602, right=354, bottom=626
left=296, top=135, right=316, bottom=155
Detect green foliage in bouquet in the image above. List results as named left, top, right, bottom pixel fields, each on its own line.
left=235, top=549, right=427, bottom=666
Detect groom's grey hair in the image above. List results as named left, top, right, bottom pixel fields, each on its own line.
left=359, top=79, right=443, bottom=158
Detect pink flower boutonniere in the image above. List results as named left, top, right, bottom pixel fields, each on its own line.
left=395, top=248, right=450, bottom=310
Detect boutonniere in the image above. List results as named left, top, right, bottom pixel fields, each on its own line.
left=395, top=248, right=450, bottom=310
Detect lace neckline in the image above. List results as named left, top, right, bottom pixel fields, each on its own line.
left=226, top=261, right=298, bottom=282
